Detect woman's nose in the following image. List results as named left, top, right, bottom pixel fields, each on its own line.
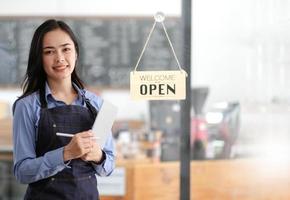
left=56, top=52, right=65, bottom=63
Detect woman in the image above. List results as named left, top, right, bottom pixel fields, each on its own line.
left=13, top=19, right=115, bottom=200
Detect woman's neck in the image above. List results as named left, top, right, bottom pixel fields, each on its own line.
left=47, top=78, right=77, bottom=104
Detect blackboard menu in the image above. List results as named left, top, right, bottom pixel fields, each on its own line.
left=0, top=17, right=181, bottom=87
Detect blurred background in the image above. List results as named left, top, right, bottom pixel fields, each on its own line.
left=0, top=0, right=290, bottom=199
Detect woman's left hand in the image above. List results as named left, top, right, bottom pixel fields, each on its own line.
left=81, top=140, right=103, bottom=163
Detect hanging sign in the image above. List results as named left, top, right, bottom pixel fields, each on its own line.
left=130, top=70, right=186, bottom=100
left=130, top=12, right=187, bottom=101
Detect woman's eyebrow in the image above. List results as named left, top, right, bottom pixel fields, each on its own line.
left=43, top=43, right=72, bottom=49
left=60, top=43, right=72, bottom=47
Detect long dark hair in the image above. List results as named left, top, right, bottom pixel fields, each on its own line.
left=13, top=19, right=84, bottom=112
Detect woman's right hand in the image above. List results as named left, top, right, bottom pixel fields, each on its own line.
left=63, top=131, right=93, bottom=161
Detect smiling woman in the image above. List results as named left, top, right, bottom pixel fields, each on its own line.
left=12, top=19, right=115, bottom=200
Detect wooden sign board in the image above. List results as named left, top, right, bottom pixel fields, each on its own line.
left=130, top=70, right=186, bottom=100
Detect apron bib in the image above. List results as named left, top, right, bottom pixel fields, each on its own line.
left=24, top=91, right=99, bottom=200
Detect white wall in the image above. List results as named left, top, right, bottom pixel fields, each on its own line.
left=0, top=0, right=181, bottom=16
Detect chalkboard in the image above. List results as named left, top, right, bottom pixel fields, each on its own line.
left=0, top=17, right=181, bottom=87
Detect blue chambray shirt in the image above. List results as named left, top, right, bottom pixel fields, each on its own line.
left=13, top=82, right=115, bottom=184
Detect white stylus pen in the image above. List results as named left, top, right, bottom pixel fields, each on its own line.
left=56, top=132, right=99, bottom=139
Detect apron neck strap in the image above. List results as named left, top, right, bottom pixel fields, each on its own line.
left=39, top=86, right=47, bottom=109
left=81, top=91, right=98, bottom=119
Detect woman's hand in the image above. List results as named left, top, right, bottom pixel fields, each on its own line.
left=81, top=139, right=103, bottom=163
left=63, top=131, right=94, bottom=161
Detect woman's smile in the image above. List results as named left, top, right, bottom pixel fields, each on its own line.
left=53, top=64, right=69, bottom=71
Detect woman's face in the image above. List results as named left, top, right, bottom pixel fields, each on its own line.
left=42, top=29, right=77, bottom=82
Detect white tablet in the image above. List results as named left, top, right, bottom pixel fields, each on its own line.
left=92, top=100, right=118, bottom=147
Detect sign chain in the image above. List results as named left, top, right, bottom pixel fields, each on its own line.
left=133, top=12, right=185, bottom=75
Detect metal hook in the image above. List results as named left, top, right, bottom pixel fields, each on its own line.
left=154, top=12, right=165, bottom=22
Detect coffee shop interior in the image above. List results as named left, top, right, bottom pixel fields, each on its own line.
left=0, top=0, right=290, bottom=199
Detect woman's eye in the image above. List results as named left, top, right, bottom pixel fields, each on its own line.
left=43, top=50, right=54, bottom=55
left=63, top=48, right=71, bottom=52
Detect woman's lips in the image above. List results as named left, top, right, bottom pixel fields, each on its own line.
left=53, top=65, right=68, bottom=71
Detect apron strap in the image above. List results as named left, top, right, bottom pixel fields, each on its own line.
left=80, top=91, right=98, bottom=119
left=39, top=85, right=47, bottom=108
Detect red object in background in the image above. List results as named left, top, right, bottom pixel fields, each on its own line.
left=191, top=116, right=208, bottom=145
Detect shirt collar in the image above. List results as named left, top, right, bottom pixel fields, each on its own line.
left=44, top=82, right=85, bottom=105
left=44, top=82, right=52, bottom=102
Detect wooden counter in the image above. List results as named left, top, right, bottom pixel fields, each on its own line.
left=102, top=159, right=290, bottom=200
